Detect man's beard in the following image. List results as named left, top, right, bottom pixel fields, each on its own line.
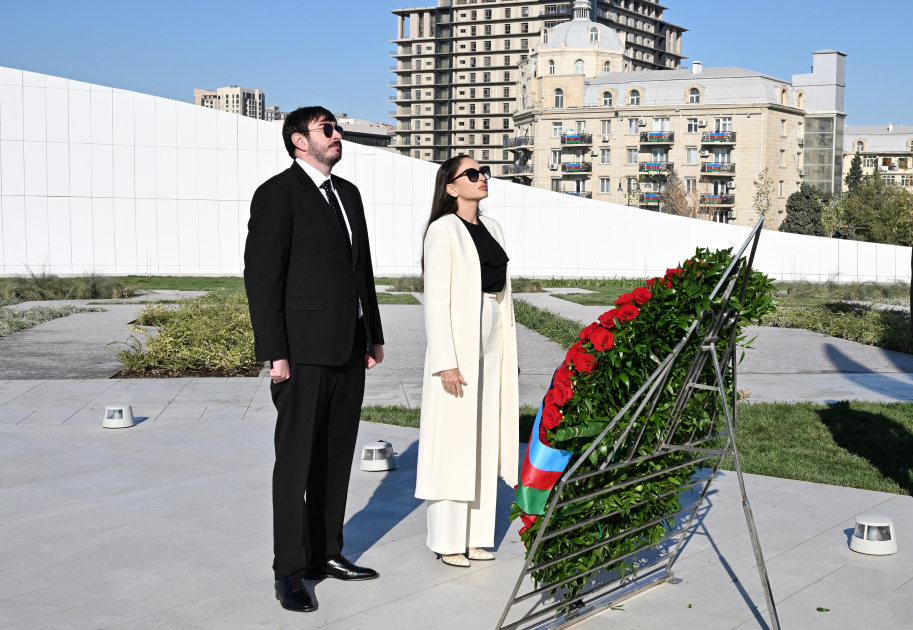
left=312, top=140, right=343, bottom=168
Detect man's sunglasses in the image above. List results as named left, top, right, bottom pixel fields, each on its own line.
left=309, top=123, right=344, bottom=138
left=450, top=165, right=491, bottom=183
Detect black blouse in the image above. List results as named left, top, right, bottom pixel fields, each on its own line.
left=458, top=215, right=510, bottom=293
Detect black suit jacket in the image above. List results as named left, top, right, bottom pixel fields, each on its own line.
left=244, top=161, right=384, bottom=365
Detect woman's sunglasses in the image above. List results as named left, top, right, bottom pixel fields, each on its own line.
left=450, top=165, right=491, bottom=183
left=309, top=123, right=344, bottom=138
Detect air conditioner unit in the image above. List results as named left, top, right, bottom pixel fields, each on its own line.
left=727, top=210, right=737, bottom=220
left=590, top=150, right=598, bottom=156
left=726, top=181, right=736, bottom=190
left=549, top=164, right=559, bottom=170
left=699, top=150, right=710, bottom=158
left=602, top=135, right=610, bottom=142
left=798, top=138, right=805, bottom=147
left=798, top=168, right=805, bottom=176
left=638, top=120, right=647, bottom=127
left=698, top=120, right=708, bottom=128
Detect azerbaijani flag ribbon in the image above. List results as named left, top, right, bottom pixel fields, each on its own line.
left=515, top=402, right=575, bottom=516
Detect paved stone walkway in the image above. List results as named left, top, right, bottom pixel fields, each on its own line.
left=0, top=379, right=910, bottom=629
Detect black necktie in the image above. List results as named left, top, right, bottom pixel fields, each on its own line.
left=320, top=180, right=352, bottom=262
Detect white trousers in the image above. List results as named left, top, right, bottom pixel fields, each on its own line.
left=426, top=293, right=503, bottom=554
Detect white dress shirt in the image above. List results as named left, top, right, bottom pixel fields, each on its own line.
left=295, top=158, right=363, bottom=318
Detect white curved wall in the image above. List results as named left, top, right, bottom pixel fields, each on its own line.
left=0, top=65, right=909, bottom=282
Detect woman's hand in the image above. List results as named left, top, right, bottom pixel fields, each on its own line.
left=440, top=368, right=468, bottom=398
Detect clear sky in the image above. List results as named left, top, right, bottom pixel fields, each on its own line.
left=0, top=0, right=908, bottom=128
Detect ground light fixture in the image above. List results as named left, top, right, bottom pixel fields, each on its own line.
left=850, top=515, right=897, bottom=555
left=102, top=405, right=135, bottom=429
left=361, top=441, right=397, bottom=472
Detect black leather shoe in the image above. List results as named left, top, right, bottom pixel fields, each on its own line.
left=304, top=554, right=379, bottom=581
left=274, top=577, right=317, bottom=612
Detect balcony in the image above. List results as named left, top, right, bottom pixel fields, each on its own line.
left=701, top=131, right=737, bottom=144
left=561, top=162, right=592, bottom=173
left=502, top=164, right=534, bottom=176
left=560, top=133, right=592, bottom=146
left=640, top=131, right=674, bottom=143
left=640, top=193, right=661, bottom=206
left=564, top=191, right=592, bottom=199
left=700, top=194, right=736, bottom=206
left=700, top=162, right=736, bottom=175
left=504, top=137, right=534, bottom=148
left=639, top=162, right=674, bottom=173
left=390, top=48, right=412, bottom=57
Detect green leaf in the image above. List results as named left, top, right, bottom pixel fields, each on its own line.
left=816, top=607, right=830, bottom=612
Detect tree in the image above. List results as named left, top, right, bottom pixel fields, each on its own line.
left=752, top=168, right=774, bottom=227
left=840, top=173, right=913, bottom=246
left=845, top=153, right=864, bottom=195
left=779, top=183, right=825, bottom=236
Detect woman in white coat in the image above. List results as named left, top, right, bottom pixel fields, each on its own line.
left=415, top=155, right=519, bottom=567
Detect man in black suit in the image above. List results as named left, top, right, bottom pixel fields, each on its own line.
left=244, top=106, right=385, bottom=613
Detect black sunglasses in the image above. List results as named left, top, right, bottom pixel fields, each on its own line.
left=309, top=123, right=344, bottom=138
left=450, top=165, right=491, bottom=183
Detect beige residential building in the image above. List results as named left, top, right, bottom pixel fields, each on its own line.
left=843, top=123, right=913, bottom=190
left=389, top=0, right=688, bottom=165
left=504, top=4, right=846, bottom=228
left=193, top=86, right=266, bottom=120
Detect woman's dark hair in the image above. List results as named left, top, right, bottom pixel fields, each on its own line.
left=421, top=155, right=472, bottom=279
left=282, top=106, right=336, bottom=158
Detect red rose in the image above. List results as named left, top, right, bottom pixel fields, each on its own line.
left=554, top=366, right=573, bottom=387
left=666, top=267, right=683, bottom=277
left=541, top=403, right=562, bottom=429
left=632, top=287, right=652, bottom=305
left=551, top=381, right=574, bottom=405
left=598, top=309, right=618, bottom=328
left=665, top=278, right=673, bottom=288
left=590, top=328, right=614, bottom=352
left=565, top=341, right=584, bottom=365
left=646, top=277, right=659, bottom=289
left=519, top=513, right=538, bottom=536
left=617, top=304, right=640, bottom=322
left=573, top=353, right=598, bottom=374
left=538, top=423, right=551, bottom=447
left=579, top=322, right=600, bottom=341
left=614, top=293, right=634, bottom=306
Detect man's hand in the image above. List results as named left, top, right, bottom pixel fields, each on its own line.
left=440, top=368, right=468, bottom=398
left=366, top=344, right=384, bottom=369
left=271, top=358, right=290, bottom=384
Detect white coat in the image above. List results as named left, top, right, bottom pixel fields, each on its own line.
left=415, top=213, right=520, bottom=502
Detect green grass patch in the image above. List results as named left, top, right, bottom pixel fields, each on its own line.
left=0, top=305, right=105, bottom=338
left=376, top=292, right=421, bottom=305
left=725, top=401, right=913, bottom=495
left=0, top=271, right=137, bottom=300
left=550, top=285, right=630, bottom=307
left=774, top=279, right=909, bottom=306
left=111, top=275, right=245, bottom=296
left=762, top=303, right=912, bottom=354
left=513, top=298, right=583, bottom=349
left=539, top=277, right=649, bottom=289
left=361, top=404, right=540, bottom=437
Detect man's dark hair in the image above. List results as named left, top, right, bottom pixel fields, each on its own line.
left=282, top=106, right=337, bottom=158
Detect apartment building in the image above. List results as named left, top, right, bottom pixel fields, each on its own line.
left=505, top=12, right=846, bottom=228
left=843, top=123, right=913, bottom=190
left=389, top=0, right=687, bottom=165
left=193, top=86, right=267, bottom=120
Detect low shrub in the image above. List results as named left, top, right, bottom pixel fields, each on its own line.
left=511, top=278, right=544, bottom=293
left=776, top=278, right=909, bottom=305
left=386, top=276, right=423, bottom=292
left=762, top=303, right=912, bottom=354
left=0, top=304, right=104, bottom=338
left=512, top=298, right=583, bottom=349
left=118, top=294, right=259, bottom=376
left=0, top=270, right=137, bottom=300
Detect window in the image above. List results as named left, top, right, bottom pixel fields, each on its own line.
left=483, top=119, right=490, bottom=129
left=469, top=119, right=475, bottom=128
left=469, top=104, right=476, bottom=114
left=589, top=27, right=599, bottom=43
left=576, top=121, right=586, bottom=133
left=629, top=90, right=640, bottom=105
left=484, top=41, right=492, bottom=51
left=779, top=150, right=785, bottom=167
left=482, top=150, right=489, bottom=160
left=503, top=103, right=510, bottom=113
left=483, top=56, right=490, bottom=67
left=551, top=179, right=560, bottom=192
left=469, top=134, right=476, bottom=145
left=505, top=8, right=511, bottom=18
left=503, top=71, right=510, bottom=81
left=503, top=55, right=510, bottom=65
left=628, top=118, right=639, bottom=134
left=714, top=117, right=732, bottom=132
left=482, top=88, right=491, bottom=98
left=552, top=122, right=562, bottom=137
left=554, top=88, right=564, bottom=108
left=688, top=88, right=700, bottom=104
left=713, top=148, right=731, bottom=163
left=484, top=25, right=492, bottom=35
left=471, top=42, right=477, bottom=51
left=505, top=26, right=511, bottom=35
left=548, top=60, right=555, bottom=74
left=686, top=148, right=698, bottom=164
left=503, top=87, right=510, bottom=98
left=883, top=175, right=896, bottom=185
left=602, top=91, right=613, bottom=106
left=778, top=181, right=784, bottom=197
left=685, top=178, right=696, bottom=194
left=780, top=120, right=786, bottom=136
left=604, top=61, right=611, bottom=73
left=502, top=118, right=510, bottom=129
left=470, top=10, right=476, bottom=19
left=856, top=141, right=864, bottom=153
left=482, top=104, right=490, bottom=114
left=470, top=73, right=476, bottom=83
left=483, top=72, right=491, bottom=82
left=653, top=117, right=670, bottom=132
left=520, top=38, right=528, bottom=49
left=575, top=60, right=585, bottom=75
left=864, top=156, right=876, bottom=168
left=600, top=149, right=611, bottom=164
left=469, top=88, right=476, bottom=98
left=482, top=135, right=490, bottom=145
left=601, top=120, right=611, bottom=134
left=471, top=26, right=477, bottom=36
left=687, top=118, right=698, bottom=133
left=503, top=150, right=510, bottom=160
left=468, top=150, right=475, bottom=158
left=627, top=148, right=638, bottom=164
left=902, top=175, right=912, bottom=187
left=522, top=22, right=529, bottom=33
left=551, top=149, right=561, bottom=165
left=600, top=177, right=612, bottom=193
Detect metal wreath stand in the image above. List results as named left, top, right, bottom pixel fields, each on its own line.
left=496, top=219, right=780, bottom=630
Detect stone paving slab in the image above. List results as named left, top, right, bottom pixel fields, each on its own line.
left=0, top=383, right=910, bottom=629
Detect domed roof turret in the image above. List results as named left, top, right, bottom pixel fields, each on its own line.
left=540, top=0, right=624, bottom=51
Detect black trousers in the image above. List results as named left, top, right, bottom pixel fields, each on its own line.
left=270, top=322, right=367, bottom=580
